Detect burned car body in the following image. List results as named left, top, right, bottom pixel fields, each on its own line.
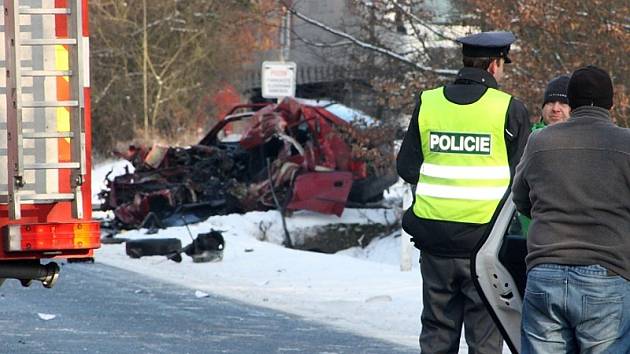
left=99, top=98, right=398, bottom=229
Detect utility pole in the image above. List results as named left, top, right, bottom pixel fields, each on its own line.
left=142, top=0, right=148, bottom=140
left=400, top=184, right=414, bottom=271
left=280, top=2, right=292, bottom=62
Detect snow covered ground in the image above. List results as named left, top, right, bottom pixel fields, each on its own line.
left=92, top=160, right=508, bottom=353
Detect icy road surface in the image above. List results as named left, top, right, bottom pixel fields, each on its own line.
left=0, top=262, right=415, bottom=353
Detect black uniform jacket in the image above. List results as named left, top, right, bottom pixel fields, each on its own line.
left=397, top=67, right=531, bottom=258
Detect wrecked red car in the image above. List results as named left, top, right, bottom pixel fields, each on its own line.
left=99, top=98, right=398, bottom=229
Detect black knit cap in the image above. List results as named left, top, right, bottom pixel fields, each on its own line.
left=543, top=75, right=570, bottom=106
left=568, top=65, right=614, bottom=110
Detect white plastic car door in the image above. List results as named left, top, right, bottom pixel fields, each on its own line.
left=471, top=194, right=524, bottom=354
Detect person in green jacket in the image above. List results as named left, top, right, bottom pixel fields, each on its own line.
left=531, top=75, right=571, bottom=130
left=517, top=75, right=571, bottom=236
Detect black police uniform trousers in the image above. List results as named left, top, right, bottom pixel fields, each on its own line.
left=419, top=252, right=503, bottom=354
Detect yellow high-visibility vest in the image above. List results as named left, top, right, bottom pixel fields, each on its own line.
left=413, top=86, right=511, bottom=224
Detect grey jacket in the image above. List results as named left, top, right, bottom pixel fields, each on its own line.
left=512, top=106, right=630, bottom=280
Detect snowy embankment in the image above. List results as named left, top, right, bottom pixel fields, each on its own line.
left=92, top=159, right=504, bottom=353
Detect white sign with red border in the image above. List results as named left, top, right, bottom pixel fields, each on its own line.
left=261, top=61, right=297, bottom=99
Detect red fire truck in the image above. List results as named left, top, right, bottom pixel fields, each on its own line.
left=0, top=0, right=100, bottom=288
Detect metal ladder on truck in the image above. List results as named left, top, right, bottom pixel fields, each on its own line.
left=4, top=0, right=87, bottom=220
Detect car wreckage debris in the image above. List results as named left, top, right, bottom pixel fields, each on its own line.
left=125, top=238, right=182, bottom=260
left=182, top=230, right=225, bottom=263
left=99, top=98, right=398, bottom=231
left=124, top=230, right=225, bottom=263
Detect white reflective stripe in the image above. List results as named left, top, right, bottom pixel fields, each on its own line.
left=416, top=183, right=507, bottom=200
left=7, top=225, right=22, bottom=251
left=83, top=37, right=90, bottom=87
left=420, top=163, right=510, bottom=180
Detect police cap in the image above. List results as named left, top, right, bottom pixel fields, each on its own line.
left=456, top=31, right=516, bottom=64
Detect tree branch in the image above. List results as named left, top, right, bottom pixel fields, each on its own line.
left=291, top=30, right=353, bottom=48
left=94, top=75, right=117, bottom=105
left=388, top=0, right=459, bottom=42
left=284, top=3, right=457, bottom=76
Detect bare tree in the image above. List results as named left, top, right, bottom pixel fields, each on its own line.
left=283, top=0, right=465, bottom=122
left=461, top=0, right=629, bottom=125
left=286, top=2, right=457, bottom=76
left=284, top=0, right=629, bottom=125
left=90, top=0, right=281, bottom=153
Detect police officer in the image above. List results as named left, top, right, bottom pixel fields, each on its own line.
left=397, top=31, right=531, bottom=353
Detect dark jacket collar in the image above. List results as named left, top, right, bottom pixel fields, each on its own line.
left=570, top=106, right=611, bottom=122
left=454, top=67, right=498, bottom=89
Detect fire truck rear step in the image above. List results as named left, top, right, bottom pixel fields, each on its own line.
left=21, top=100, right=79, bottom=108
left=24, top=162, right=81, bottom=170
left=22, top=132, right=74, bottom=139
left=22, top=70, right=73, bottom=77
left=18, top=7, right=71, bottom=15
left=0, top=193, right=75, bottom=203
left=21, top=38, right=77, bottom=46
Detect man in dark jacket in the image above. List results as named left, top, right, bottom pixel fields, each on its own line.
left=515, top=75, right=571, bottom=236
left=397, top=31, right=530, bottom=353
left=531, top=75, right=571, bottom=130
left=512, top=65, right=630, bottom=353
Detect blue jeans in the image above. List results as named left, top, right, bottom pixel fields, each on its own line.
left=521, top=264, right=630, bottom=354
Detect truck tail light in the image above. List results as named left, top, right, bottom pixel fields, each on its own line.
left=3, top=222, right=101, bottom=252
